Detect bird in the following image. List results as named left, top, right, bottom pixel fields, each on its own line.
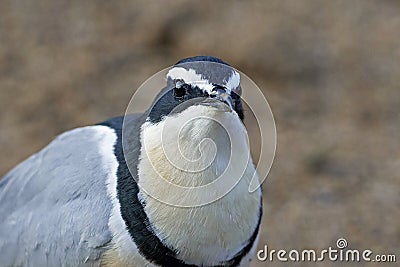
left=0, top=56, right=262, bottom=267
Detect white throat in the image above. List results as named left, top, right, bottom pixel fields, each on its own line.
left=136, top=105, right=261, bottom=265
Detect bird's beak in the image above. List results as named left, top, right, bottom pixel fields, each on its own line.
left=200, top=86, right=233, bottom=112
left=199, top=94, right=233, bottom=113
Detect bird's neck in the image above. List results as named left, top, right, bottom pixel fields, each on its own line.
left=136, top=108, right=262, bottom=265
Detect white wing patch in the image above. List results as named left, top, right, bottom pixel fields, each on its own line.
left=100, top=126, right=148, bottom=266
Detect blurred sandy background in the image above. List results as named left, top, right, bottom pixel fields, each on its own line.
left=0, top=1, right=399, bottom=266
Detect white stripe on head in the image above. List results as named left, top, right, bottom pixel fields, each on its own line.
left=166, top=67, right=240, bottom=94
left=225, top=70, right=241, bottom=93
left=167, top=67, right=214, bottom=94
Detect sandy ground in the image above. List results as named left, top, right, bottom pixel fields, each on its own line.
left=0, top=1, right=399, bottom=266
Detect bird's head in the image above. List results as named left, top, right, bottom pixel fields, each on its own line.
left=146, top=56, right=244, bottom=124
left=137, top=56, right=250, bottom=192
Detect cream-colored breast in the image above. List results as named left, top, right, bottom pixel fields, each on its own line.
left=137, top=105, right=262, bottom=266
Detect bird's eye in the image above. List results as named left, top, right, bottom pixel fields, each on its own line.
left=174, top=86, right=186, bottom=98
left=212, top=84, right=227, bottom=92
left=174, top=81, right=188, bottom=99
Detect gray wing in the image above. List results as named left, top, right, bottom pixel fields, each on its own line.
left=0, top=125, right=117, bottom=266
